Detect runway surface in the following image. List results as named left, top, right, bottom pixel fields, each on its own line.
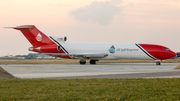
left=1, top=63, right=180, bottom=79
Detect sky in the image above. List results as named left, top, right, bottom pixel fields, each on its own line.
left=0, top=0, right=180, bottom=56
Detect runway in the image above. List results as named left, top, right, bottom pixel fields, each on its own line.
left=1, top=63, right=180, bottom=79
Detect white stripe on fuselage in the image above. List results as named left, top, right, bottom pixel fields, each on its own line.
left=60, top=43, right=153, bottom=60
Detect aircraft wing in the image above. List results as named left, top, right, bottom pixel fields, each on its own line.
left=45, top=53, right=108, bottom=58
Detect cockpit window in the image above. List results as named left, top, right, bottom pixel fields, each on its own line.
left=163, top=49, right=170, bottom=51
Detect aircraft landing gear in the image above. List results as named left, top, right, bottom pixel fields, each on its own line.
left=90, top=60, right=98, bottom=64
left=156, top=61, right=161, bottom=65
left=79, top=59, right=86, bottom=65
left=79, top=59, right=99, bottom=65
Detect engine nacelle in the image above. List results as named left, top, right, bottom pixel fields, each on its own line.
left=51, top=36, right=67, bottom=43
left=29, top=45, right=60, bottom=53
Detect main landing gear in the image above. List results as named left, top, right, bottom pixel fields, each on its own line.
left=79, top=59, right=86, bottom=65
left=90, top=60, right=98, bottom=64
left=79, top=59, right=98, bottom=65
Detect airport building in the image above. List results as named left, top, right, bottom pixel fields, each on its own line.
left=0, top=53, right=58, bottom=59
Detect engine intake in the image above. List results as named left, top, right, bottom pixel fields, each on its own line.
left=51, top=36, right=67, bottom=43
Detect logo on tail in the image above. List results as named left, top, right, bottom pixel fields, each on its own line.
left=36, top=33, right=42, bottom=41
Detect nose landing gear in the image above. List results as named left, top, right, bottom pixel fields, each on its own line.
left=156, top=60, right=161, bottom=65
left=156, top=62, right=161, bottom=65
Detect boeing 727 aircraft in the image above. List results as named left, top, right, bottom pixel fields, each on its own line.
left=6, top=25, right=176, bottom=65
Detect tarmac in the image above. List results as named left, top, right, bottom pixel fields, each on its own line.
left=1, top=63, right=180, bottom=79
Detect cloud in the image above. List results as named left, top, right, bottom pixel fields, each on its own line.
left=69, top=0, right=122, bottom=25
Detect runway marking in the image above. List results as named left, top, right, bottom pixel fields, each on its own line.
left=5, top=69, right=69, bottom=71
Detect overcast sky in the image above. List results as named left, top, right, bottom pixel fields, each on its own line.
left=0, top=0, right=180, bottom=56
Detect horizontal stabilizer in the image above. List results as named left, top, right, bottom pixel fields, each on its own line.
left=4, top=26, right=32, bottom=29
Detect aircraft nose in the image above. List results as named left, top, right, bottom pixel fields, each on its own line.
left=168, top=51, right=177, bottom=59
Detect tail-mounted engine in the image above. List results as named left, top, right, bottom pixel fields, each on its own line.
left=29, top=45, right=60, bottom=53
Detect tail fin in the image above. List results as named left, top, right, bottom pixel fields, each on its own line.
left=9, top=25, right=56, bottom=47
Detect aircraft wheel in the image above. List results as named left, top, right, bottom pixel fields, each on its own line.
left=80, top=60, right=86, bottom=65
left=156, top=62, right=161, bottom=65
left=90, top=60, right=96, bottom=64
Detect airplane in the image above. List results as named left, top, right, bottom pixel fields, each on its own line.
left=6, top=25, right=176, bottom=65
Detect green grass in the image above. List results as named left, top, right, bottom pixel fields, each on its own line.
left=0, top=78, right=180, bottom=100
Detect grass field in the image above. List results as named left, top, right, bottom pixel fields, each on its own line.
left=1, top=59, right=180, bottom=100
left=0, top=59, right=180, bottom=64
left=0, top=78, right=180, bottom=100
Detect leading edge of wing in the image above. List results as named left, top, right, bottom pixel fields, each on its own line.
left=45, top=53, right=108, bottom=58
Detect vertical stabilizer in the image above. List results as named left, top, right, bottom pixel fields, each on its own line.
left=11, top=25, right=56, bottom=47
